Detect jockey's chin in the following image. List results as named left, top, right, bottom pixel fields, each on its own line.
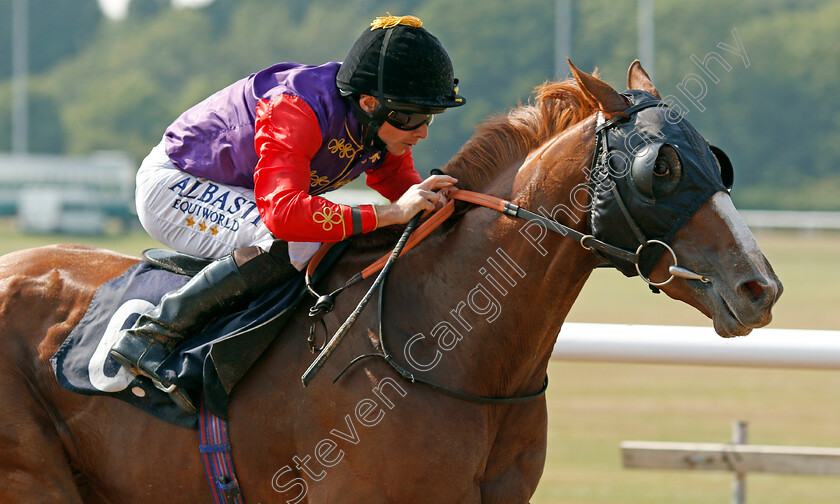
left=377, top=121, right=429, bottom=156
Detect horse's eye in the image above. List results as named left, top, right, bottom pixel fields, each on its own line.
left=630, top=143, right=682, bottom=202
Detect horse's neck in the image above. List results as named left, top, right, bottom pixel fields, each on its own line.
left=381, top=173, right=597, bottom=397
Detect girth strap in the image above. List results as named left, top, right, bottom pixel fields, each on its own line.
left=199, top=398, right=244, bottom=504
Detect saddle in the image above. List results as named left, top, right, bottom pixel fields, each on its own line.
left=51, top=242, right=350, bottom=429
left=141, top=248, right=214, bottom=276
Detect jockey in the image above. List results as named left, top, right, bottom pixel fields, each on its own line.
left=109, top=14, right=465, bottom=410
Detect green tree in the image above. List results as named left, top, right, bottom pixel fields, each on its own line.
left=4, top=0, right=840, bottom=209
left=27, top=6, right=217, bottom=157
left=0, top=0, right=102, bottom=79
left=127, top=0, right=171, bottom=21
left=409, top=0, right=555, bottom=172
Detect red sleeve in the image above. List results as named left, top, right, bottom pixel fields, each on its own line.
left=365, top=151, right=423, bottom=203
left=253, top=94, right=377, bottom=242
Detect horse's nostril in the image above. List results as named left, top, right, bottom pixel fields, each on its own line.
left=742, top=279, right=765, bottom=301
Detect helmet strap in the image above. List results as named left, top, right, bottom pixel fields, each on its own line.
left=344, top=27, right=396, bottom=153
left=347, top=97, right=389, bottom=153
left=361, top=27, right=396, bottom=153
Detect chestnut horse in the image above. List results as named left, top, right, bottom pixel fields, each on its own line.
left=0, top=62, right=780, bottom=503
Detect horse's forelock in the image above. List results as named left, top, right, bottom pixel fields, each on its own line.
left=442, top=78, right=596, bottom=192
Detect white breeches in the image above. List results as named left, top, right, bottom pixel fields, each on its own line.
left=135, top=140, right=320, bottom=270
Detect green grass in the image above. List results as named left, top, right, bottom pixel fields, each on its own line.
left=0, top=219, right=161, bottom=257
left=533, top=230, right=840, bottom=503
left=534, top=362, right=840, bottom=503
left=2, top=223, right=838, bottom=502
left=565, top=230, right=840, bottom=331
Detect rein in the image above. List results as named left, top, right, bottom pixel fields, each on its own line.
left=303, top=187, right=641, bottom=287
left=299, top=188, right=605, bottom=403
left=301, top=101, right=713, bottom=401
left=301, top=213, right=421, bottom=386
left=300, top=196, right=551, bottom=403
left=333, top=268, right=549, bottom=404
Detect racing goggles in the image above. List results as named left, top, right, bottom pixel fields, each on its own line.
left=384, top=109, right=435, bottom=130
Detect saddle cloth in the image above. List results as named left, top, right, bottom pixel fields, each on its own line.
left=50, top=262, right=307, bottom=429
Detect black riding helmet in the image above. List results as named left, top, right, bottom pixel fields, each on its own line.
left=336, top=14, right=466, bottom=150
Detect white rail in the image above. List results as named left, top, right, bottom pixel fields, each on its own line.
left=621, top=421, right=840, bottom=504
left=552, top=324, right=840, bottom=502
left=552, top=323, right=840, bottom=370
left=622, top=440, right=840, bottom=476
left=739, top=210, right=840, bottom=231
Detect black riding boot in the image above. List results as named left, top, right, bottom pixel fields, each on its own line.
left=109, top=255, right=248, bottom=412
left=109, top=242, right=298, bottom=413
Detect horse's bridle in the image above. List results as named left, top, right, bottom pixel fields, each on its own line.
left=301, top=100, right=717, bottom=402
left=584, top=101, right=714, bottom=286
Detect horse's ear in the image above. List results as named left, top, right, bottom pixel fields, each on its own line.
left=627, top=59, right=661, bottom=99
left=567, top=58, right=628, bottom=115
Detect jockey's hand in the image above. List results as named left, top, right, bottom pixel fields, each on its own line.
left=375, top=174, right=458, bottom=227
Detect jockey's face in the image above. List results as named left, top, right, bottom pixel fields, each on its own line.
left=376, top=118, right=429, bottom=156
left=359, top=95, right=430, bottom=156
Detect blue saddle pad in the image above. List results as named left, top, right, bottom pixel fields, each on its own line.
left=50, top=262, right=306, bottom=430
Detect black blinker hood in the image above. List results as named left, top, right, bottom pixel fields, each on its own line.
left=588, top=90, right=729, bottom=277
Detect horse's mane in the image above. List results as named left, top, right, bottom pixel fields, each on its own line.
left=351, top=78, right=598, bottom=252
left=442, top=77, right=599, bottom=192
